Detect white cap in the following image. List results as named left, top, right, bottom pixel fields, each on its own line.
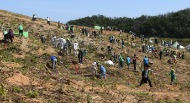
left=92, top=62, right=96, bottom=65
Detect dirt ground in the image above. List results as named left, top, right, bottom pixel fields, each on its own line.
left=0, top=10, right=190, bottom=103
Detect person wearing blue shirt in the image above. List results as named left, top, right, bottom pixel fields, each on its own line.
left=143, top=56, right=149, bottom=67
left=126, top=56, right=131, bottom=69
left=100, top=65, right=106, bottom=79
left=50, top=56, right=57, bottom=69
left=151, top=46, right=154, bottom=52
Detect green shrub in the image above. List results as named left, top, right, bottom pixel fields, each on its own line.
left=87, top=44, right=97, bottom=53
left=27, top=90, right=39, bottom=98
left=12, top=86, right=22, bottom=93
left=0, top=84, right=7, bottom=98
left=87, top=94, right=92, bottom=103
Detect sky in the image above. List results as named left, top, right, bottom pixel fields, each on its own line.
left=0, top=0, right=190, bottom=23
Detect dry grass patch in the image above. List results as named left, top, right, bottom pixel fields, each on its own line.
left=24, top=98, right=45, bottom=103
left=12, top=53, right=25, bottom=59
left=6, top=73, right=30, bottom=86
left=45, top=46, right=56, bottom=54
left=31, top=48, right=44, bottom=56
left=1, top=61, right=23, bottom=68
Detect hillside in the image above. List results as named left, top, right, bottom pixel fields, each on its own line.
left=0, top=10, right=190, bottom=103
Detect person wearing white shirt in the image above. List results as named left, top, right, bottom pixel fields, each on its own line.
left=74, top=42, right=79, bottom=56
left=47, top=17, right=50, bottom=25
left=51, top=35, right=56, bottom=47
left=92, top=62, right=97, bottom=77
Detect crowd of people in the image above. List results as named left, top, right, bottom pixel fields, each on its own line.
left=71, top=26, right=183, bottom=87
left=3, top=24, right=24, bottom=43
left=2, top=15, right=187, bottom=88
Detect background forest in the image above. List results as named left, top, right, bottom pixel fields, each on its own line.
left=68, top=8, right=190, bottom=38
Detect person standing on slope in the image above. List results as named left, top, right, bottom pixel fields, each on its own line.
left=8, top=29, right=14, bottom=42
left=121, top=39, right=124, bottom=49
left=126, top=56, right=131, bottom=69
left=92, top=62, right=97, bottom=77
left=47, top=17, right=50, bottom=25
left=143, top=56, right=149, bottom=68
left=18, top=24, right=23, bottom=36
left=118, top=53, right=124, bottom=68
left=133, top=54, right=138, bottom=71
left=51, top=35, right=57, bottom=47
left=139, top=65, right=153, bottom=87
left=113, top=52, right=117, bottom=63
left=3, top=29, right=8, bottom=41
left=41, top=35, right=46, bottom=44
left=58, top=21, right=60, bottom=28
left=78, top=49, right=83, bottom=64
left=169, top=68, right=176, bottom=85
left=74, top=41, right=79, bottom=56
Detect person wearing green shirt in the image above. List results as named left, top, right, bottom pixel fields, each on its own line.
left=3, top=30, right=8, bottom=41
left=18, top=24, right=23, bottom=36
left=3, top=31, right=8, bottom=35
left=118, top=54, right=124, bottom=68
left=170, top=68, right=176, bottom=85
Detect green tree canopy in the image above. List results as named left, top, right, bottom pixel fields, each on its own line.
left=68, top=8, right=190, bottom=38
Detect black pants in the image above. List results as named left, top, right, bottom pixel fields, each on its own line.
left=41, top=37, right=45, bottom=43
left=142, top=47, right=145, bottom=52
left=32, top=18, right=36, bottom=21
left=79, top=57, right=83, bottom=64
left=47, top=21, right=50, bottom=25
left=160, top=55, right=162, bottom=60
left=4, top=35, right=8, bottom=41
left=108, top=49, right=111, bottom=54
left=94, top=34, right=97, bottom=38
left=9, top=36, right=13, bottom=42
left=140, top=77, right=152, bottom=87
left=133, top=62, right=136, bottom=70
left=19, top=30, right=23, bottom=36
left=171, top=75, right=175, bottom=83
left=119, top=61, right=124, bottom=68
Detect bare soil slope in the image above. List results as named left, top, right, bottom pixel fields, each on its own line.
left=0, top=10, right=190, bottom=103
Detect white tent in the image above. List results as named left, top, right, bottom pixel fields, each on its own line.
left=186, top=44, right=190, bottom=50
left=172, top=41, right=179, bottom=48
left=149, top=39, right=153, bottom=43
